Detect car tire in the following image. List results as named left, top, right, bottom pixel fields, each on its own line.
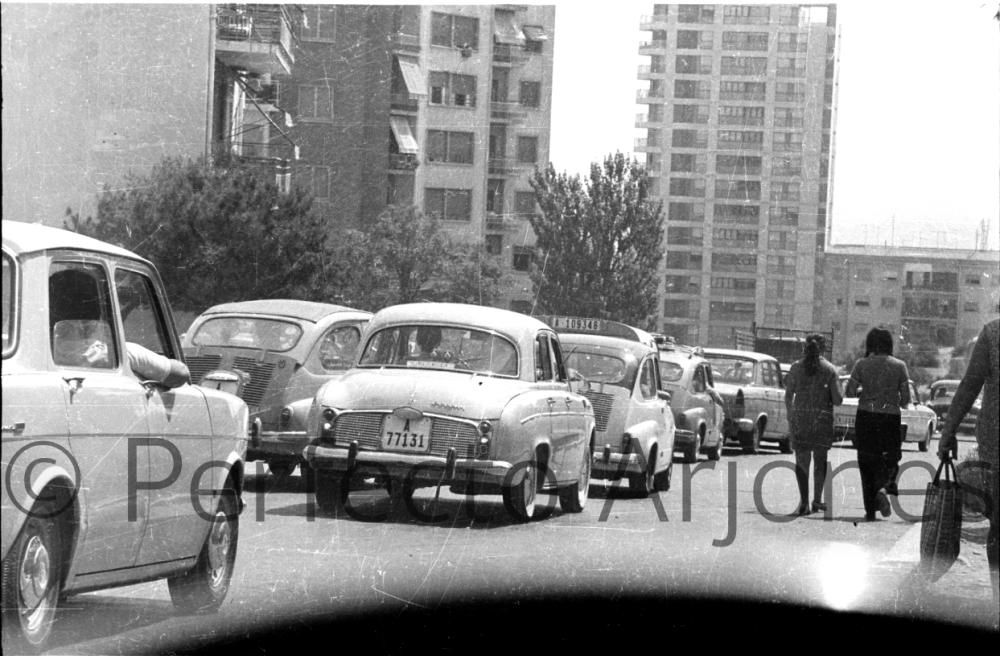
left=628, top=447, right=656, bottom=497
left=706, top=432, right=723, bottom=462
left=558, top=446, right=591, bottom=513
left=740, top=424, right=761, bottom=454
left=267, top=461, right=295, bottom=479
left=503, top=457, right=537, bottom=522
left=653, top=459, right=673, bottom=492
left=778, top=438, right=793, bottom=454
left=386, top=477, right=414, bottom=507
left=919, top=425, right=932, bottom=452
left=168, top=486, right=239, bottom=614
left=1, top=499, right=62, bottom=653
left=314, top=474, right=341, bottom=514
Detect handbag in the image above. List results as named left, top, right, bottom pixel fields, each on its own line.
left=918, top=456, right=964, bottom=582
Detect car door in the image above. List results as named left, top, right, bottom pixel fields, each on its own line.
left=760, top=360, right=786, bottom=438
left=50, top=258, right=151, bottom=575
left=688, top=363, right=720, bottom=446
left=113, top=264, right=218, bottom=566
left=633, top=355, right=669, bottom=472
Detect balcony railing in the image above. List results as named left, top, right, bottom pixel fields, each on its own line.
left=638, top=40, right=668, bottom=54
left=388, top=153, right=419, bottom=171
left=636, top=89, right=665, bottom=102
left=389, top=31, right=421, bottom=54
left=216, top=4, right=296, bottom=76
left=638, top=65, right=667, bottom=79
left=488, top=157, right=517, bottom=175
left=639, top=14, right=669, bottom=31
left=490, top=100, right=527, bottom=123
left=493, top=44, right=529, bottom=64
left=390, top=93, right=419, bottom=112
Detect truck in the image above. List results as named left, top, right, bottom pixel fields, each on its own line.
left=733, top=322, right=835, bottom=366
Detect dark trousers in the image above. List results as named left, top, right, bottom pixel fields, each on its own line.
left=855, top=410, right=901, bottom=516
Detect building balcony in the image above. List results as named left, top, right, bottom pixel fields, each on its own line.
left=389, top=31, right=421, bottom=54
left=492, top=44, right=529, bottom=65
left=390, top=93, right=420, bottom=113
left=639, top=14, right=670, bottom=31
left=636, top=89, right=665, bottom=103
left=388, top=153, right=419, bottom=172
left=638, top=65, right=667, bottom=80
left=635, top=112, right=662, bottom=128
left=638, top=40, right=668, bottom=55
left=216, top=4, right=296, bottom=77
left=634, top=137, right=660, bottom=153
left=488, top=157, right=518, bottom=175
left=490, top=100, right=528, bottom=123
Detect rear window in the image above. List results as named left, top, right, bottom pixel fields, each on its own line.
left=359, top=324, right=518, bottom=376
left=658, top=360, right=684, bottom=383
left=706, top=356, right=756, bottom=385
left=192, top=317, right=303, bottom=352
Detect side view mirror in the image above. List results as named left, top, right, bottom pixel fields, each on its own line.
left=657, top=389, right=671, bottom=403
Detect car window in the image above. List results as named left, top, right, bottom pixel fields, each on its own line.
left=192, top=316, right=303, bottom=351
left=706, top=356, right=755, bottom=385
left=115, top=267, right=175, bottom=358
left=658, top=359, right=683, bottom=383
left=2, top=251, right=14, bottom=355
left=702, top=364, right=716, bottom=388
left=548, top=334, right=568, bottom=382
left=49, top=261, right=119, bottom=369
left=692, top=365, right=706, bottom=393
left=358, top=324, right=518, bottom=376
left=761, top=362, right=778, bottom=388
left=306, top=324, right=364, bottom=374
left=638, top=358, right=658, bottom=400
left=535, top=332, right=554, bottom=381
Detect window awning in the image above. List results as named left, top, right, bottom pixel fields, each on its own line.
left=522, top=25, right=548, bottom=42
left=389, top=116, right=419, bottom=155
left=494, top=12, right=525, bottom=46
left=395, top=55, right=426, bottom=97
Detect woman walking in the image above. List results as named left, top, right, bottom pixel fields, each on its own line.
left=846, top=327, right=911, bottom=521
left=784, top=334, right=843, bottom=515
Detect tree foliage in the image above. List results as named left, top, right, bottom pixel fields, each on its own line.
left=528, top=152, right=663, bottom=328
left=65, top=156, right=329, bottom=312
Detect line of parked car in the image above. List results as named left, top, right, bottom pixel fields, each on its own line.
left=0, top=220, right=951, bottom=651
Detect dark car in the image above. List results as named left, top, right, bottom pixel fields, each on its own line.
left=927, top=379, right=980, bottom=433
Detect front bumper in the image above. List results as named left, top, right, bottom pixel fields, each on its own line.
left=248, top=430, right=310, bottom=461
left=591, top=447, right=641, bottom=479
left=674, top=428, right=697, bottom=447
left=302, top=444, right=513, bottom=484
left=722, top=417, right=754, bottom=438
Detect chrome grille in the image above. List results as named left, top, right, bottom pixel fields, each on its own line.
left=232, top=356, right=276, bottom=407
left=333, top=413, right=384, bottom=449
left=186, top=355, right=222, bottom=384
left=430, top=418, right=479, bottom=458
left=332, top=413, right=479, bottom=458
left=583, top=390, right=614, bottom=432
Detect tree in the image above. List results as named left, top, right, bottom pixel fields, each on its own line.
left=65, top=156, right=331, bottom=312
left=528, top=152, right=663, bottom=328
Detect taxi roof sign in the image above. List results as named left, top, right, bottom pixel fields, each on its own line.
left=539, top=315, right=656, bottom=347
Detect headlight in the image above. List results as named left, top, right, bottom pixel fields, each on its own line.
left=320, top=407, right=338, bottom=443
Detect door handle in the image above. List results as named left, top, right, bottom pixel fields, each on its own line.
left=63, top=376, right=85, bottom=399
left=546, top=397, right=556, bottom=406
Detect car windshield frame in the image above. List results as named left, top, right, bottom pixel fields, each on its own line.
left=191, top=316, right=304, bottom=352
left=357, top=324, right=519, bottom=377
left=705, top=355, right=758, bottom=385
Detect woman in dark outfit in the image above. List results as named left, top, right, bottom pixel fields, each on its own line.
left=846, top=327, right=911, bottom=521
left=784, top=334, right=843, bottom=515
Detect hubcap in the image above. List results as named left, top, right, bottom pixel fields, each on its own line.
left=207, top=510, right=232, bottom=587
left=579, top=451, right=591, bottom=505
left=19, top=535, right=51, bottom=632
left=523, top=464, right=536, bottom=517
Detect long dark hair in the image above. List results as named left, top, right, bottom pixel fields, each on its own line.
left=802, top=333, right=825, bottom=376
left=864, top=327, right=894, bottom=356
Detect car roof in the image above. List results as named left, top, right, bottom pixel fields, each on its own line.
left=558, top=333, right=656, bottom=359
left=199, top=299, right=371, bottom=323
left=702, top=347, right=776, bottom=362
left=658, top=348, right=707, bottom=366
left=931, top=379, right=961, bottom=387
left=2, top=219, right=146, bottom=262
left=368, top=303, right=552, bottom=336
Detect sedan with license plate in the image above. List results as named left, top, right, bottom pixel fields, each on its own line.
left=182, top=300, right=371, bottom=477
left=926, top=379, right=980, bottom=434
left=656, top=341, right=726, bottom=464
left=702, top=348, right=791, bottom=454
left=550, top=318, right=675, bottom=496
left=834, top=376, right=937, bottom=451
left=301, top=303, right=595, bottom=522
left=2, top=221, right=248, bottom=652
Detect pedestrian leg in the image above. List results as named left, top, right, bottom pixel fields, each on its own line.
left=794, top=448, right=811, bottom=515
left=812, top=448, right=829, bottom=513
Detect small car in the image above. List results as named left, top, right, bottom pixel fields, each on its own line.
left=182, top=299, right=371, bottom=476
left=301, top=303, right=595, bottom=521
left=547, top=317, right=675, bottom=495
left=702, top=348, right=791, bottom=454
left=834, top=376, right=937, bottom=451
left=927, top=379, right=980, bottom=433
left=656, top=340, right=726, bottom=463
left=2, top=221, right=248, bottom=651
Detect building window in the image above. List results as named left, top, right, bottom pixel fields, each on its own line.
left=676, top=30, right=713, bottom=49
left=709, top=301, right=755, bottom=321
left=775, top=82, right=806, bottom=103
left=671, top=129, right=708, bottom=148
left=711, top=277, right=756, bottom=296
left=777, top=57, right=807, bottom=77
left=297, top=165, right=332, bottom=200
left=486, top=234, right=503, bottom=256
left=426, top=130, right=474, bottom=164
left=723, top=5, right=770, bottom=24
left=719, top=81, right=766, bottom=101
left=774, top=131, right=804, bottom=152
left=714, top=204, right=760, bottom=224
left=769, top=182, right=800, bottom=202
left=964, top=302, right=980, bottom=312
left=715, top=180, right=761, bottom=201
left=298, top=84, right=334, bottom=120
left=665, top=274, right=700, bottom=294
left=669, top=177, right=705, bottom=198
left=721, top=31, right=768, bottom=51
left=718, top=105, right=765, bottom=126
left=425, top=188, right=472, bottom=221
left=673, top=104, right=710, bottom=124
left=778, top=32, right=808, bottom=52
left=774, top=107, right=805, bottom=128
left=677, top=5, right=715, bottom=24
left=965, top=274, right=981, bottom=285
left=429, top=71, right=477, bottom=107
left=664, top=299, right=694, bottom=318
left=431, top=12, right=478, bottom=50
left=668, top=226, right=704, bottom=247
left=711, top=252, right=757, bottom=273
left=674, top=80, right=712, bottom=100
left=515, top=191, right=536, bottom=217
left=302, top=6, right=336, bottom=41
left=854, top=298, right=870, bottom=308
left=720, top=56, right=768, bottom=76
left=665, top=251, right=703, bottom=270
left=668, top=202, right=705, bottom=222
left=486, top=179, right=505, bottom=213
left=771, top=155, right=802, bottom=177
left=716, top=154, right=761, bottom=175
left=882, top=297, right=897, bottom=309
left=767, top=230, right=797, bottom=251
left=512, top=246, right=534, bottom=271
left=717, top=130, right=764, bottom=150
left=675, top=54, right=712, bottom=74
left=713, top=227, right=758, bottom=248
left=519, top=81, right=541, bottom=108
left=517, top=136, right=538, bottom=164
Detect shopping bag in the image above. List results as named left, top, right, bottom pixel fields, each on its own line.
left=918, top=456, right=964, bottom=582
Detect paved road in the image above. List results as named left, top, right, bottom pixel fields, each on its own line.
left=34, top=435, right=997, bottom=654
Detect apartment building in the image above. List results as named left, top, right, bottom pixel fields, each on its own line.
left=823, top=245, right=1000, bottom=357
left=287, top=5, right=555, bottom=311
left=637, top=4, right=837, bottom=346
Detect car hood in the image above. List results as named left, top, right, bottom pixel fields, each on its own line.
left=316, top=367, right=525, bottom=419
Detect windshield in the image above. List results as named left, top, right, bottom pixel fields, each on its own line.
left=358, top=324, right=518, bottom=376
left=705, top=356, right=756, bottom=385
left=563, top=346, right=631, bottom=388
left=191, top=317, right=303, bottom=352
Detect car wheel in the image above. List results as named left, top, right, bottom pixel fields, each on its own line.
left=267, top=461, right=295, bottom=479
left=919, top=425, right=932, bottom=452
left=503, top=457, right=537, bottom=522
left=706, top=432, right=723, bottom=461
left=653, top=458, right=673, bottom=492
left=386, top=477, right=414, bottom=507
left=740, top=424, right=761, bottom=454
left=168, top=486, right=239, bottom=614
left=314, top=474, right=341, bottom=514
left=1, top=500, right=62, bottom=652
left=778, top=438, right=793, bottom=454
left=558, top=445, right=591, bottom=513
left=628, top=447, right=656, bottom=497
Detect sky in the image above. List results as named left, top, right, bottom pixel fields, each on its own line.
left=547, top=0, right=1000, bottom=250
